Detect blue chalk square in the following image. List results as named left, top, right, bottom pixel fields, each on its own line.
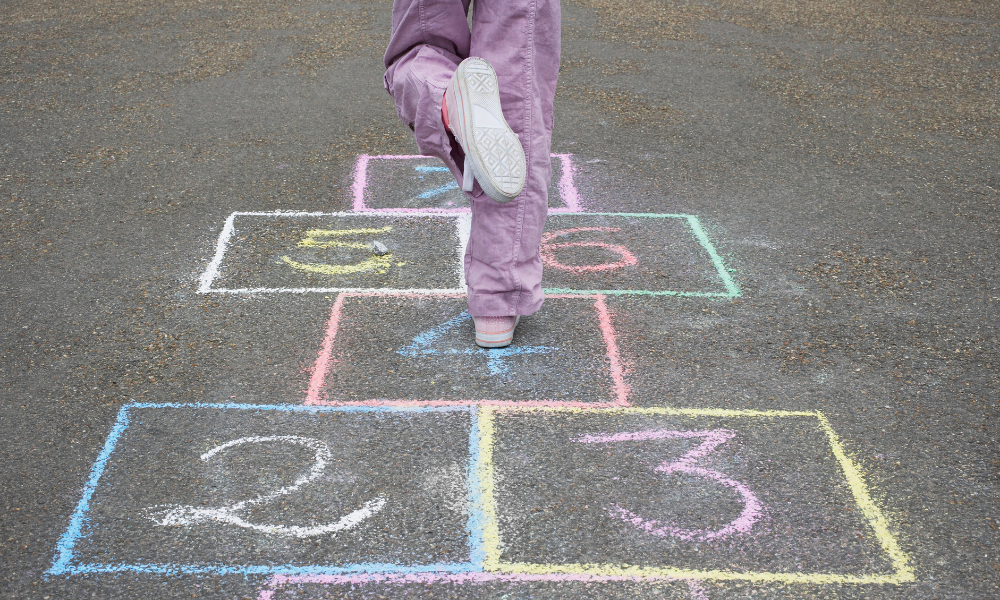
left=48, top=403, right=484, bottom=576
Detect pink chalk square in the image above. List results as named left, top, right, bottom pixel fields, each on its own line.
left=304, top=293, right=629, bottom=408
left=489, top=410, right=899, bottom=579
left=353, top=154, right=581, bottom=213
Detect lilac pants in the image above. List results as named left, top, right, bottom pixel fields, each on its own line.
left=383, top=0, right=561, bottom=317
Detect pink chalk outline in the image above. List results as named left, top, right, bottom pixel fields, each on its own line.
left=303, top=292, right=629, bottom=408
left=259, top=572, right=707, bottom=599
left=578, top=429, right=763, bottom=543
left=541, top=227, right=639, bottom=274
left=352, top=153, right=582, bottom=214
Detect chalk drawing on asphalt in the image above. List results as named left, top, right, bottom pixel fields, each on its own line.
left=146, top=436, right=385, bottom=538
left=577, top=429, right=763, bottom=543
left=396, top=311, right=556, bottom=377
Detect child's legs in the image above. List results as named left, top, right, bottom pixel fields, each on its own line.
left=463, top=0, right=561, bottom=317
left=383, top=0, right=473, bottom=187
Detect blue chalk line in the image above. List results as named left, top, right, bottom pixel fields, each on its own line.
left=413, top=166, right=458, bottom=199
left=55, top=560, right=479, bottom=576
left=48, top=404, right=133, bottom=576
left=465, top=406, right=487, bottom=570
left=398, top=311, right=554, bottom=376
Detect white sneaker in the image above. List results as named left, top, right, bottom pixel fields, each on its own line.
left=474, top=316, right=520, bottom=348
left=445, top=57, right=526, bottom=203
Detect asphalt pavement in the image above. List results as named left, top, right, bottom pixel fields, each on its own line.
left=2, top=1, right=998, bottom=598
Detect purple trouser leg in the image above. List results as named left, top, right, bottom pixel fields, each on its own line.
left=383, top=0, right=561, bottom=317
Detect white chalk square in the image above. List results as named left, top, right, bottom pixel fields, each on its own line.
left=200, top=212, right=468, bottom=294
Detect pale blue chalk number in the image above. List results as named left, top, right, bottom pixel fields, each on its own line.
left=413, top=166, right=458, bottom=199
left=398, top=312, right=553, bottom=376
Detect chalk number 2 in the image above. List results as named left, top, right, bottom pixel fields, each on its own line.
left=146, top=436, right=385, bottom=538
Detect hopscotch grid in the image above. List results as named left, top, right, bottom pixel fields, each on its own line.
left=198, top=212, right=739, bottom=298
left=47, top=402, right=477, bottom=577
left=111, top=154, right=905, bottom=591
left=303, top=293, right=630, bottom=408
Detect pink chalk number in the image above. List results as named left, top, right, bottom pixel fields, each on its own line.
left=540, top=227, right=638, bottom=274
left=578, top=429, right=763, bottom=542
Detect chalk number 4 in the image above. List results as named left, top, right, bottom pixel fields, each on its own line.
left=398, top=312, right=554, bottom=376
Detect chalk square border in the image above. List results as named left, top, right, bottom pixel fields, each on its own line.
left=198, top=212, right=739, bottom=298
left=198, top=211, right=471, bottom=295
left=352, top=153, right=583, bottom=214
left=476, top=406, right=915, bottom=586
left=303, top=292, right=630, bottom=408
left=47, top=402, right=486, bottom=577
left=542, top=212, right=740, bottom=298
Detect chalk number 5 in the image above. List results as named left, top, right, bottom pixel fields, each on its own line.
left=281, top=227, right=403, bottom=276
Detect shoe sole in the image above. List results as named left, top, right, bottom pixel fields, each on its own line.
left=475, top=316, right=520, bottom=348
left=449, top=58, right=526, bottom=203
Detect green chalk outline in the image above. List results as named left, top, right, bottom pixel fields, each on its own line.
left=542, top=213, right=741, bottom=298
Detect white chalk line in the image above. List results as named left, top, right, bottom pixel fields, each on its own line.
left=207, top=287, right=469, bottom=295
left=457, top=213, right=471, bottom=292
left=146, top=436, right=385, bottom=538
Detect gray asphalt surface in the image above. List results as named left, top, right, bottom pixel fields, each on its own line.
left=2, top=1, right=998, bottom=598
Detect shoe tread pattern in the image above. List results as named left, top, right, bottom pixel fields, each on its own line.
left=458, top=58, right=526, bottom=200
left=472, top=127, right=524, bottom=194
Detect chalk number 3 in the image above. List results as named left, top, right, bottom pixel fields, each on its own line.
left=146, top=436, right=385, bottom=538
left=578, top=429, right=762, bottom=542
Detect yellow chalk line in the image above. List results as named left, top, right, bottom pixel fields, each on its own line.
left=282, top=226, right=402, bottom=275
left=298, top=227, right=393, bottom=245
left=493, top=405, right=818, bottom=418
left=494, top=561, right=912, bottom=585
left=816, top=412, right=915, bottom=583
left=281, top=255, right=398, bottom=276
left=476, top=406, right=914, bottom=585
left=477, top=406, right=503, bottom=572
